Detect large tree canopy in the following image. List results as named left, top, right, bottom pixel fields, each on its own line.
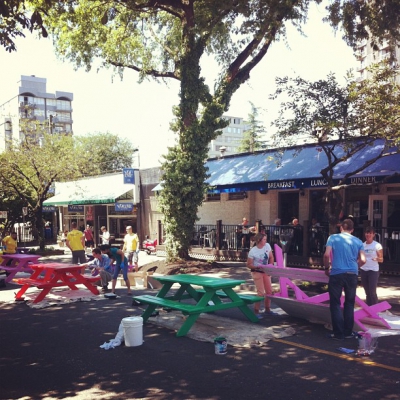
left=12, top=0, right=400, bottom=260
left=75, top=132, right=138, bottom=175
left=271, top=62, right=400, bottom=231
left=0, top=122, right=80, bottom=248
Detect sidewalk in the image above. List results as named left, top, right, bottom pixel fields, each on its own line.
left=1, top=252, right=400, bottom=400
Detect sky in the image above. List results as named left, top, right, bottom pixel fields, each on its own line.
left=0, top=3, right=358, bottom=169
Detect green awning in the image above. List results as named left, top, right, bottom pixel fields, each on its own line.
left=43, top=173, right=134, bottom=206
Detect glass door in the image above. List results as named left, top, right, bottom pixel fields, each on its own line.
left=368, top=195, right=387, bottom=231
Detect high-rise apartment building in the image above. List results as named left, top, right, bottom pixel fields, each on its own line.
left=356, top=38, right=400, bottom=83
left=208, top=115, right=249, bottom=158
left=0, top=75, right=73, bottom=152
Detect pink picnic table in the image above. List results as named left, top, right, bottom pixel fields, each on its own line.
left=0, top=253, right=41, bottom=283
left=262, top=244, right=391, bottom=332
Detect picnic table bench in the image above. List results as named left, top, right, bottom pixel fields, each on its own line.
left=134, top=274, right=263, bottom=337
left=0, top=254, right=41, bottom=283
left=264, top=244, right=392, bottom=331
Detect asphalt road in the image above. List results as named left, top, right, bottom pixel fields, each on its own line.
left=1, top=253, right=399, bottom=400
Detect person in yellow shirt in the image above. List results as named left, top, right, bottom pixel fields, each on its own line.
left=2, top=231, right=18, bottom=266
left=2, top=231, right=18, bottom=254
left=66, top=222, right=87, bottom=268
left=122, top=226, right=140, bottom=272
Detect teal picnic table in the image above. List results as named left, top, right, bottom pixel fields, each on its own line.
left=134, top=274, right=263, bottom=337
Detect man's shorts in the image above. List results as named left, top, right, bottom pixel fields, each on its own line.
left=126, top=251, right=139, bottom=264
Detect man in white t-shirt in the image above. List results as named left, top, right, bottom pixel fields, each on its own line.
left=100, top=226, right=110, bottom=245
left=361, top=226, right=383, bottom=305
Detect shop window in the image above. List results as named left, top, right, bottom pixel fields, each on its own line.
left=207, top=193, right=221, bottom=202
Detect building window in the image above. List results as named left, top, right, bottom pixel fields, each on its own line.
left=206, top=193, right=221, bottom=202
left=57, top=100, right=71, bottom=111
left=228, top=192, right=246, bottom=201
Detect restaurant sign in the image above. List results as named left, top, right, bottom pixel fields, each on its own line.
left=68, top=205, right=84, bottom=212
left=123, top=168, right=135, bottom=184
left=115, top=202, right=134, bottom=212
left=42, top=206, right=56, bottom=212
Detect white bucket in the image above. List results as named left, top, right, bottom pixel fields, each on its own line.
left=122, top=316, right=143, bottom=347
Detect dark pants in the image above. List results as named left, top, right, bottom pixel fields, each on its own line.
left=360, top=269, right=380, bottom=306
left=328, top=273, right=358, bottom=339
left=72, top=250, right=86, bottom=265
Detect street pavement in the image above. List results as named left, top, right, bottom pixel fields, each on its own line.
left=1, top=250, right=400, bottom=400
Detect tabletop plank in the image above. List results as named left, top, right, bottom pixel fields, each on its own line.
left=153, top=274, right=245, bottom=288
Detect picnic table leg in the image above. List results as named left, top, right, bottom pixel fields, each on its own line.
left=32, top=287, right=53, bottom=303
left=141, top=304, right=158, bottom=322
left=68, top=271, right=99, bottom=295
left=14, top=269, right=41, bottom=300
left=15, top=284, right=30, bottom=300
left=4, top=260, right=22, bottom=283
left=223, top=288, right=260, bottom=323
left=176, top=314, right=202, bottom=337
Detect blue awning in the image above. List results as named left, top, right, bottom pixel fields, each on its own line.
left=205, top=140, right=400, bottom=193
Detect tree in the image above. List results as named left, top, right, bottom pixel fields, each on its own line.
left=23, top=0, right=400, bottom=260
left=75, top=132, right=138, bottom=175
left=0, top=122, right=83, bottom=248
left=238, top=102, right=267, bottom=153
left=270, top=62, right=400, bottom=233
left=0, top=0, right=49, bottom=52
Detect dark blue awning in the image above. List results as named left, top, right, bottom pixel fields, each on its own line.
left=205, top=140, right=400, bottom=193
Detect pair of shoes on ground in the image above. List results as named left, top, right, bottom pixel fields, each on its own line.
left=327, top=332, right=357, bottom=340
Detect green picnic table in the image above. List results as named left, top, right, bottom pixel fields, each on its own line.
left=134, top=274, right=263, bottom=337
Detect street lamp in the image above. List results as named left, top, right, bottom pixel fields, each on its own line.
left=133, top=147, right=140, bottom=168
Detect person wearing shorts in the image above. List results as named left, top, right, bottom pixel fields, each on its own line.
left=122, top=226, right=140, bottom=272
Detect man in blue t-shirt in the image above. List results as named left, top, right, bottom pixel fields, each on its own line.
left=100, top=244, right=131, bottom=295
left=323, top=219, right=366, bottom=340
left=81, top=247, right=113, bottom=292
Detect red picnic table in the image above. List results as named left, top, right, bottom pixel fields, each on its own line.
left=0, top=253, right=41, bottom=283
left=14, top=262, right=100, bottom=303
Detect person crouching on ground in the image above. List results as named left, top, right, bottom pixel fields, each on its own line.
left=80, top=248, right=113, bottom=293
left=246, top=233, right=276, bottom=318
left=100, top=244, right=131, bottom=295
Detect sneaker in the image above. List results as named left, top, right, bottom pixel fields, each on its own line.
left=255, top=314, right=263, bottom=319
left=264, top=311, right=279, bottom=316
left=327, top=333, right=344, bottom=341
left=344, top=332, right=357, bottom=339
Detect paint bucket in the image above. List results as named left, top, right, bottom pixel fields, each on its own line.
left=122, top=316, right=143, bottom=347
left=214, top=337, right=227, bottom=355
left=356, top=332, right=378, bottom=356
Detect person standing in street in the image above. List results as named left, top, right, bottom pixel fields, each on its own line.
left=84, top=224, right=94, bottom=250
left=361, top=226, right=383, bottom=306
left=323, top=219, right=366, bottom=340
left=122, top=226, right=140, bottom=272
left=100, top=226, right=110, bottom=245
left=247, top=232, right=276, bottom=318
left=66, top=222, right=87, bottom=269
